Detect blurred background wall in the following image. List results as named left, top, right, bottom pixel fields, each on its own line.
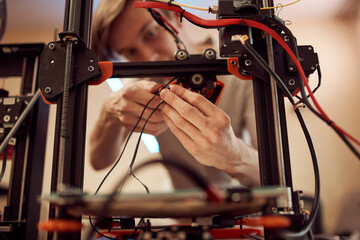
left=1, top=0, right=360, bottom=237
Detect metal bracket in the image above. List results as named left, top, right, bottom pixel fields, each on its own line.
left=38, top=32, right=99, bottom=103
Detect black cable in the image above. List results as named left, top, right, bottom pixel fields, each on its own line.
left=295, top=53, right=360, bottom=159
left=87, top=77, right=177, bottom=239
left=93, top=77, right=176, bottom=195
left=88, top=216, right=118, bottom=240
left=88, top=216, right=145, bottom=240
left=0, top=0, right=6, bottom=42
left=267, top=17, right=360, bottom=159
left=127, top=100, right=164, bottom=194
left=295, top=65, right=322, bottom=103
left=148, top=8, right=177, bottom=39
left=86, top=154, right=219, bottom=240
left=86, top=158, right=213, bottom=240
left=242, top=41, right=294, bottom=103
left=241, top=40, right=320, bottom=239
left=148, top=8, right=186, bottom=50
left=126, top=217, right=145, bottom=240
left=93, top=95, right=156, bottom=195
left=113, top=158, right=216, bottom=204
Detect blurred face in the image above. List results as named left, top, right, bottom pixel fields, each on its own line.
left=107, top=6, right=180, bottom=62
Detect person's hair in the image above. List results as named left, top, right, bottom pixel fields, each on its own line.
left=92, top=0, right=174, bottom=60
left=91, top=0, right=133, bottom=60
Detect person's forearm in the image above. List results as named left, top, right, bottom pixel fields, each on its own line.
left=222, top=138, right=260, bottom=187
left=89, top=111, right=129, bottom=170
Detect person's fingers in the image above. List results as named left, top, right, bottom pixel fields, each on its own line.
left=161, top=103, right=201, bottom=137
left=117, top=100, right=164, bottom=122
left=122, top=115, right=168, bottom=136
left=166, top=85, right=220, bottom=116
left=122, top=85, right=162, bottom=109
left=160, top=88, right=208, bottom=132
left=161, top=112, right=212, bottom=153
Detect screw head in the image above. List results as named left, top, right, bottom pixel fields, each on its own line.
left=191, top=74, right=203, bottom=84
left=244, top=59, right=252, bottom=66
left=289, top=79, right=296, bottom=86
left=88, top=66, right=95, bottom=72
left=204, top=49, right=216, bottom=59
left=175, top=49, right=188, bottom=61
left=3, top=115, right=10, bottom=122
left=48, top=43, right=56, bottom=50
left=44, top=87, right=52, bottom=94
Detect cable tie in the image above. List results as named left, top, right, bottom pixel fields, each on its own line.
left=179, top=9, right=185, bottom=22
left=167, top=0, right=174, bottom=5
left=294, top=104, right=305, bottom=110
left=293, top=100, right=305, bottom=110
left=327, top=120, right=333, bottom=126
left=240, top=18, right=245, bottom=26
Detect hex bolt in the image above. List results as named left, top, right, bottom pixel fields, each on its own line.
left=244, top=59, right=252, bottom=66
left=48, top=43, right=56, bottom=50
left=45, top=87, right=52, bottom=94
left=289, top=79, right=296, bottom=86
left=9, top=138, right=16, bottom=145
left=175, top=49, right=188, bottom=61
left=88, top=66, right=95, bottom=72
left=3, top=115, right=10, bottom=122
left=192, top=74, right=203, bottom=84
left=203, top=49, right=216, bottom=59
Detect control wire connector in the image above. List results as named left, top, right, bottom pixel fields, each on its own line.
left=210, top=6, right=219, bottom=14
left=232, top=34, right=249, bottom=45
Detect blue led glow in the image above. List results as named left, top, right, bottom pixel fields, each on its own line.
left=140, top=133, right=160, bottom=153
left=106, top=78, right=123, bottom=92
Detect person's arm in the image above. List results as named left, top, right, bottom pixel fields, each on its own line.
left=89, top=106, right=129, bottom=170
left=89, top=80, right=167, bottom=170
left=159, top=84, right=260, bottom=187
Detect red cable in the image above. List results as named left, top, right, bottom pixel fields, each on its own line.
left=133, top=1, right=360, bottom=146
left=152, top=9, right=179, bottom=34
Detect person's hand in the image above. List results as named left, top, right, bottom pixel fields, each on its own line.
left=104, top=80, right=168, bottom=136
left=159, top=84, right=251, bottom=171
